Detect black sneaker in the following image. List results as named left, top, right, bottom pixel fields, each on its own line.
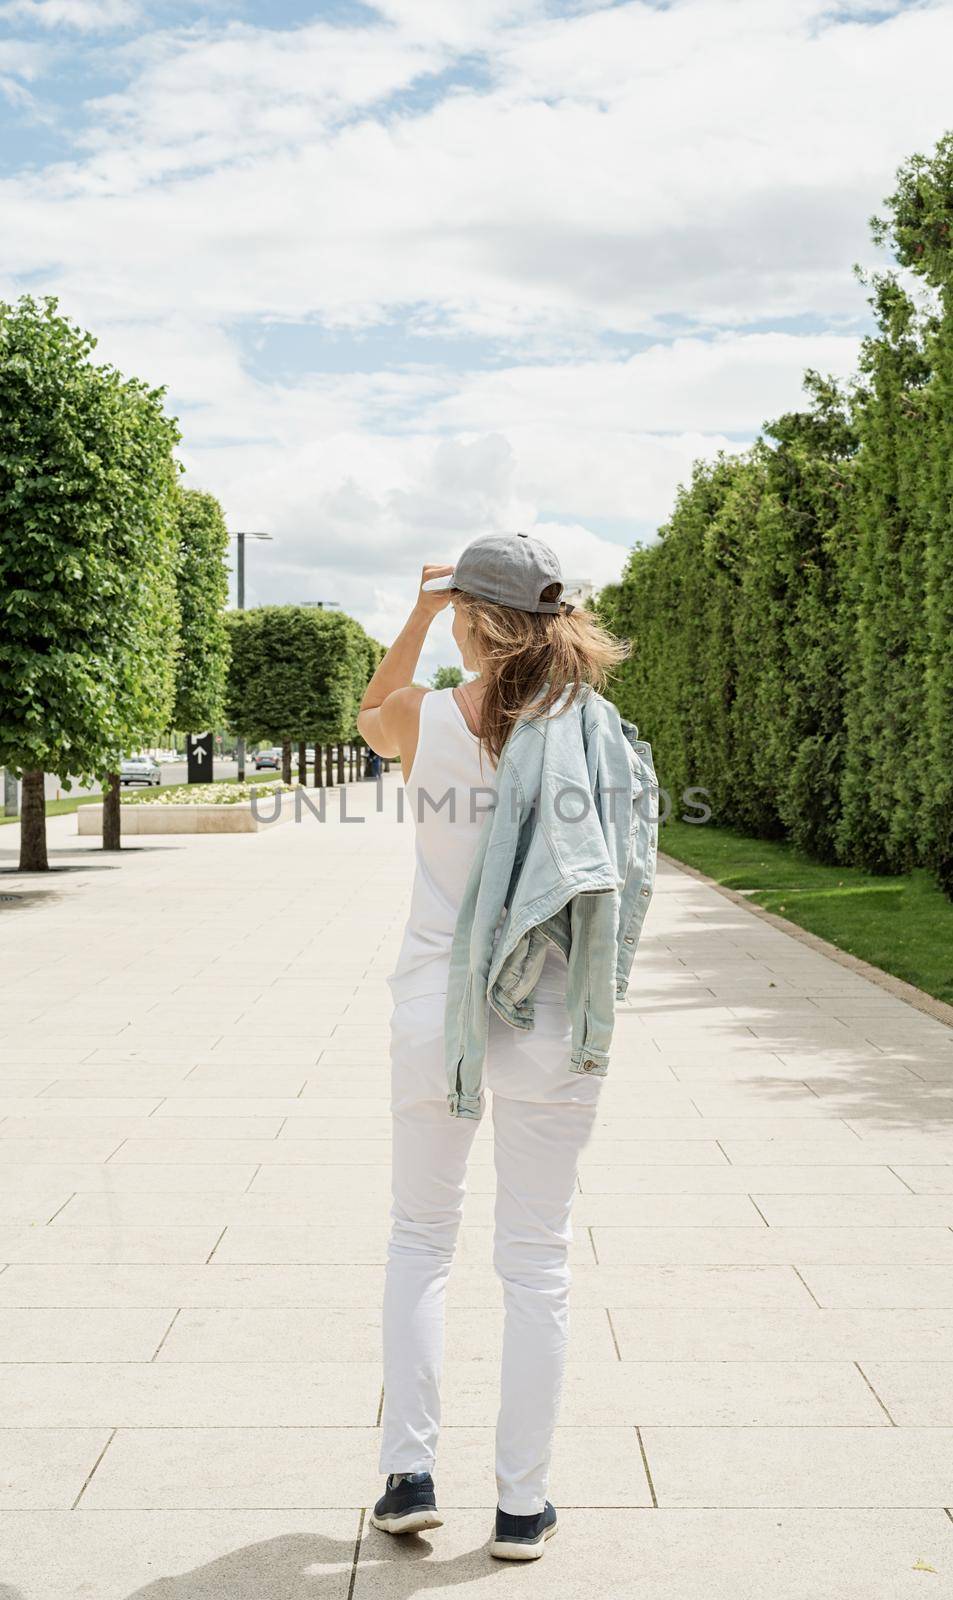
left=489, top=1500, right=558, bottom=1560
left=370, top=1471, right=443, bottom=1535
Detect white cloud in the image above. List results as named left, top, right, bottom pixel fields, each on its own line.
left=47, top=293, right=861, bottom=657
left=2, top=0, right=949, bottom=656
left=416, top=332, right=862, bottom=437
left=4, top=0, right=951, bottom=342
left=0, top=0, right=139, bottom=29
left=0, top=36, right=44, bottom=75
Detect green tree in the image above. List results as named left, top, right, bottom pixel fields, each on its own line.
left=597, top=131, right=953, bottom=899
left=0, top=296, right=180, bottom=870
left=431, top=665, right=464, bottom=689
left=873, top=133, right=953, bottom=891
left=837, top=277, right=931, bottom=872
left=173, top=487, right=231, bottom=735
left=226, top=606, right=371, bottom=785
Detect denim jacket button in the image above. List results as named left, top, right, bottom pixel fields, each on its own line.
left=583, top=1059, right=597, bottom=1071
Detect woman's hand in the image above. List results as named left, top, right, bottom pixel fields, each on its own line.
left=415, top=564, right=454, bottom=619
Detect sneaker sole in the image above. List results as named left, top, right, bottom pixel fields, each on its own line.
left=370, top=1509, right=444, bottom=1536
left=489, top=1521, right=558, bottom=1560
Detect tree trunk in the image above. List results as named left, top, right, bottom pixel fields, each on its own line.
left=313, top=745, right=323, bottom=787
left=297, top=741, right=307, bottom=784
left=282, top=739, right=293, bottom=786
left=336, top=743, right=346, bottom=784
left=102, top=772, right=121, bottom=851
left=18, top=770, right=48, bottom=872
left=325, top=743, right=334, bottom=786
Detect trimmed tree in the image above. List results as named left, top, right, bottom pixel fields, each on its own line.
left=872, top=133, right=953, bottom=890
left=596, top=131, right=953, bottom=898
left=225, top=606, right=373, bottom=788
left=173, top=487, right=231, bottom=740
left=0, top=296, right=180, bottom=870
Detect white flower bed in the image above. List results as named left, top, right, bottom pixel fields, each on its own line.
left=122, top=781, right=298, bottom=807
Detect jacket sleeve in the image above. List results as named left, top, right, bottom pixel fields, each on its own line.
left=562, top=701, right=631, bottom=1076
left=565, top=889, right=618, bottom=1074
left=444, top=753, right=526, bottom=1118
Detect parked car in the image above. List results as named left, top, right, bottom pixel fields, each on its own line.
left=253, top=749, right=281, bottom=771
left=119, top=755, right=161, bottom=787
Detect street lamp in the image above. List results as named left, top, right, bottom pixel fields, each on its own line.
left=231, top=530, right=273, bottom=781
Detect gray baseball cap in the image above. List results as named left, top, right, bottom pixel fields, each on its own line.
left=421, top=531, right=571, bottom=614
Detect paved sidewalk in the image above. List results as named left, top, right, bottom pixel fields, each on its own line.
left=1, top=778, right=952, bottom=1597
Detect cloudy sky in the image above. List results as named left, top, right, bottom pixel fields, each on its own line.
left=2, top=0, right=952, bottom=672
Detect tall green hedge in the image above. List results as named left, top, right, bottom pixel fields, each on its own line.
left=599, top=133, right=953, bottom=896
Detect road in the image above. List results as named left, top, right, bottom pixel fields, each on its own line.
left=40, top=761, right=241, bottom=801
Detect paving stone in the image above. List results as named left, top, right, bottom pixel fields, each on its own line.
left=0, top=1510, right=359, bottom=1600
left=571, top=1193, right=765, bottom=1226
left=0, top=1428, right=112, bottom=1509
left=0, top=1097, right=160, bottom=1118
left=0, top=1361, right=381, bottom=1427
left=609, top=1307, right=953, bottom=1360
left=108, top=1139, right=395, bottom=1165
left=210, top=1223, right=593, bottom=1266
left=753, top=1194, right=953, bottom=1227
left=591, top=1226, right=953, bottom=1265
left=0, top=1225, right=226, bottom=1266
left=858, top=1362, right=953, bottom=1425
left=0, top=1137, right=128, bottom=1164
left=0, top=1188, right=76, bottom=1224
left=584, top=1116, right=858, bottom=1139
left=0, top=1264, right=389, bottom=1308
left=579, top=1164, right=909, bottom=1194
left=353, top=1508, right=953, bottom=1599
left=0, top=1308, right=175, bottom=1362
left=891, top=1167, right=953, bottom=1193
left=794, top=1266, right=953, bottom=1309
left=155, top=1305, right=616, bottom=1363
left=80, top=1424, right=652, bottom=1509
left=441, top=1358, right=885, bottom=1426
left=640, top=1425, right=953, bottom=1507
left=717, top=1139, right=951, bottom=1165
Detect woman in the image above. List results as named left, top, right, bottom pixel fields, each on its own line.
left=356, top=532, right=631, bottom=1561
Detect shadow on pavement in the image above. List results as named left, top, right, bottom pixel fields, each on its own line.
left=0, top=847, right=180, bottom=870
left=0, top=1526, right=501, bottom=1600
left=119, top=1526, right=482, bottom=1600
left=0, top=889, right=66, bottom=910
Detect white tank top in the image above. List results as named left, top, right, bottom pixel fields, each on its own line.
left=387, top=688, right=494, bottom=1002
left=387, top=686, right=568, bottom=1005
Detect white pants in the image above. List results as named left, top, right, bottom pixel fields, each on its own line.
left=379, top=955, right=603, bottom=1515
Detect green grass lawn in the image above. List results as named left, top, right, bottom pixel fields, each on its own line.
left=661, top=819, right=953, bottom=1008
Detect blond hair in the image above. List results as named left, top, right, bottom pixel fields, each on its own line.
left=452, top=586, right=629, bottom=765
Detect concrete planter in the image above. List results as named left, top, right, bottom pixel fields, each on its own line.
left=77, top=799, right=291, bottom=835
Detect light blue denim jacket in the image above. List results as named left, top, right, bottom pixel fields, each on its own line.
left=444, top=685, right=658, bottom=1119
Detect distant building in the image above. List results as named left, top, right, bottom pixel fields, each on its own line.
left=562, top=578, right=595, bottom=609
